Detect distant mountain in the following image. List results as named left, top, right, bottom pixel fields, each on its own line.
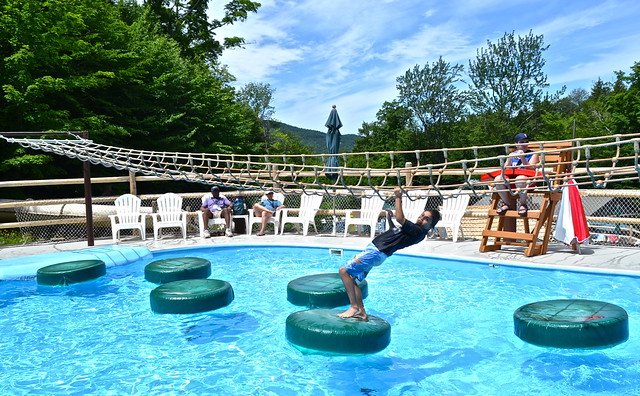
left=274, top=122, right=360, bottom=153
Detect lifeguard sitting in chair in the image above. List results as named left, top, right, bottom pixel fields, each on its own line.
left=481, top=133, right=539, bottom=217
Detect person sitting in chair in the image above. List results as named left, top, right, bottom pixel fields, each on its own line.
left=201, top=186, right=233, bottom=237
left=252, top=190, right=285, bottom=236
left=494, top=133, right=540, bottom=217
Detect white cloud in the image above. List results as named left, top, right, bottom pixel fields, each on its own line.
left=222, top=44, right=305, bottom=83
left=377, top=23, right=473, bottom=65
left=211, top=0, right=640, bottom=131
left=550, top=35, right=640, bottom=86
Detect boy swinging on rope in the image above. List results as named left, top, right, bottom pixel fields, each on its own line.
left=338, top=187, right=440, bottom=320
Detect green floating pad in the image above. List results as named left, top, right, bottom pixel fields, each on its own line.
left=144, top=257, right=211, bottom=284
left=286, top=309, right=391, bottom=354
left=514, top=299, right=629, bottom=349
left=150, top=278, right=234, bottom=314
left=37, top=260, right=106, bottom=286
left=287, top=273, right=368, bottom=308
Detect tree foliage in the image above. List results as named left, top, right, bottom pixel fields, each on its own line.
left=353, top=28, right=639, bottom=186
left=143, top=0, right=261, bottom=63
left=269, top=129, right=314, bottom=159
left=238, top=82, right=275, bottom=121
left=397, top=58, right=466, bottom=130
left=396, top=57, right=466, bottom=151
left=1, top=0, right=639, bottom=195
left=0, top=0, right=263, bottom=181
left=468, top=30, right=551, bottom=117
left=607, top=62, right=640, bottom=135
left=354, top=101, right=414, bottom=153
left=237, top=82, right=275, bottom=149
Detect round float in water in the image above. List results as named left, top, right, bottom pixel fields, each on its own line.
left=287, top=273, right=368, bottom=308
left=144, top=257, right=211, bottom=284
left=286, top=309, right=390, bottom=354
left=37, top=260, right=106, bottom=286
left=150, top=278, right=234, bottom=314
left=514, top=299, right=628, bottom=349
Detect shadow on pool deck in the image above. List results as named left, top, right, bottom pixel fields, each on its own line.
left=2, top=233, right=640, bottom=276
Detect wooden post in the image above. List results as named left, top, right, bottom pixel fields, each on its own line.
left=80, top=131, right=94, bottom=246
left=503, top=195, right=516, bottom=241
left=82, top=151, right=94, bottom=246
left=129, top=171, right=137, bottom=195
left=404, top=162, right=414, bottom=186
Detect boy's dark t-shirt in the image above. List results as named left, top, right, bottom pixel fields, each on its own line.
left=372, top=219, right=426, bottom=256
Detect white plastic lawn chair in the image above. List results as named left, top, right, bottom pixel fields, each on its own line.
left=198, top=192, right=233, bottom=237
left=109, top=194, right=147, bottom=242
left=151, top=193, right=187, bottom=240
left=279, top=193, right=324, bottom=236
left=248, top=192, right=285, bottom=235
left=436, top=191, right=470, bottom=242
left=343, top=191, right=385, bottom=238
left=386, top=190, right=430, bottom=230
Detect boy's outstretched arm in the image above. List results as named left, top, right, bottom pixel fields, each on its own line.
left=393, top=187, right=406, bottom=225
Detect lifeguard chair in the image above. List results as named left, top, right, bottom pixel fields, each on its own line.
left=479, top=141, right=573, bottom=257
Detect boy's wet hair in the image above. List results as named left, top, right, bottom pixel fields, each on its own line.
left=426, top=209, right=441, bottom=228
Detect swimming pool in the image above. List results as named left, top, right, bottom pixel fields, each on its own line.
left=1, top=245, right=639, bottom=395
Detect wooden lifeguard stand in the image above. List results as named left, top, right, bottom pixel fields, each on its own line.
left=479, top=142, right=573, bottom=257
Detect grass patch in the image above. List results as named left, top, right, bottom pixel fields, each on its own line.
left=0, top=229, right=34, bottom=246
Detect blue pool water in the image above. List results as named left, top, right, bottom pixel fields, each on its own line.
left=1, top=245, right=639, bottom=395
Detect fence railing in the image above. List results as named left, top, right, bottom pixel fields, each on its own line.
left=1, top=175, right=639, bottom=247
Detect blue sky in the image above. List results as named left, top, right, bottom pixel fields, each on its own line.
left=210, top=0, right=640, bottom=133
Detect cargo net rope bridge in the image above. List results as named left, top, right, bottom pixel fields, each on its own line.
left=2, top=132, right=640, bottom=256
left=2, top=132, right=640, bottom=199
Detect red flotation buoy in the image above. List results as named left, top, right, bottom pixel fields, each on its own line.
left=480, top=168, right=537, bottom=182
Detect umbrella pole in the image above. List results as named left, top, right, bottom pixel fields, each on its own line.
left=331, top=189, right=337, bottom=236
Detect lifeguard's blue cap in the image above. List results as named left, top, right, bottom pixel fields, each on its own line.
left=514, top=133, right=529, bottom=143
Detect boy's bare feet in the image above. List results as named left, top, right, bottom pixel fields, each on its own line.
left=338, top=307, right=368, bottom=321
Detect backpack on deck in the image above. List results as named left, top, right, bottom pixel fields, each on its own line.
left=232, top=198, right=247, bottom=215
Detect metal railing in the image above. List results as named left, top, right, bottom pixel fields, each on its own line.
left=1, top=174, right=639, bottom=248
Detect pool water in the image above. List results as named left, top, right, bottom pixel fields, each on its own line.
left=1, top=245, right=639, bottom=395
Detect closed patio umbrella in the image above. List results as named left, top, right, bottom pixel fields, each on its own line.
left=324, top=105, right=343, bottom=181
left=554, top=178, right=590, bottom=251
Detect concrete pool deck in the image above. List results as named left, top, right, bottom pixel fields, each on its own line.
left=2, top=232, right=640, bottom=277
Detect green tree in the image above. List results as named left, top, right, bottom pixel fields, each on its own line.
left=269, top=129, right=314, bottom=157
left=237, top=82, right=275, bottom=149
left=348, top=100, right=416, bottom=176
left=533, top=88, right=593, bottom=143
left=396, top=57, right=466, bottom=152
left=572, top=79, right=616, bottom=137
left=467, top=31, right=560, bottom=145
left=607, top=62, right=640, bottom=135
left=0, top=0, right=259, bottom=183
left=555, top=88, right=589, bottom=116
left=353, top=101, right=414, bottom=153
left=143, top=0, right=261, bottom=63
left=468, top=30, right=550, bottom=116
